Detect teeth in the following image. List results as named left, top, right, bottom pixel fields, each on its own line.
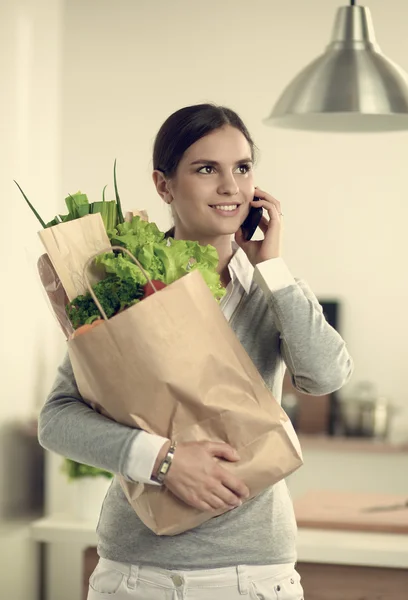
left=212, top=205, right=238, bottom=212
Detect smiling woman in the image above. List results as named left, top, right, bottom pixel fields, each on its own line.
left=152, top=104, right=285, bottom=286
left=39, top=102, right=353, bottom=600
left=152, top=107, right=257, bottom=253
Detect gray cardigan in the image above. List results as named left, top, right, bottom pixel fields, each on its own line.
left=38, top=277, right=353, bottom=568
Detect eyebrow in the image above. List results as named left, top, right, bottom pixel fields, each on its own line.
left=189, top=158, right=253, bottom=166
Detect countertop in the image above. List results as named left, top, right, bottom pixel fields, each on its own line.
left=297, top=434, right=408, bottom=454
left=30, top=512, right=408, bottom=569
left=294, top=490, right=408, bottom=535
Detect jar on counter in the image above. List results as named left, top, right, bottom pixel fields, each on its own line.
left=339, top=381, right=398, bottom=439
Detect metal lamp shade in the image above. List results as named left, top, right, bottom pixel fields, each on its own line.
left=265, top=5, right=408, bottom=132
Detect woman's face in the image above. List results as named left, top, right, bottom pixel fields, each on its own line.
left=158, top=125, right=255, bottom=241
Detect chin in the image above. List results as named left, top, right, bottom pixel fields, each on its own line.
left=209, top=224, right=239, bottom=238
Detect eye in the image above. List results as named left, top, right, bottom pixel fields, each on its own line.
left=197, top=165, right=216, bottom=174
left=236, top=163, right=252, bottom=174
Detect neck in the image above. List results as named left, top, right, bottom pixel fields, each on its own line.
left=173, top=228, right=234, bottom=287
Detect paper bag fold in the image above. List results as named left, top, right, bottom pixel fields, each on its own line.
left=38, top=213, right=111, bottom=301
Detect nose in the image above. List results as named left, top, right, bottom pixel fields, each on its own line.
left=217, top=172, right=239, bottom=196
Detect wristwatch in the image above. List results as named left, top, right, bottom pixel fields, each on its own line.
left=151, top=441, right=177, bottom=484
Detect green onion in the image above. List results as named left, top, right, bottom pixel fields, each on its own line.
left=14, top=180, right=46, bottom=228
left=113, top=159, right=124, bottom=224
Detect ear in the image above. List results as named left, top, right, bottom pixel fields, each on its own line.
left=152, top=170, right=173, bottom=204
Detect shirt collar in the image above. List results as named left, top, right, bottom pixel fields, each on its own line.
left=227, top=241, right=254, bottom=295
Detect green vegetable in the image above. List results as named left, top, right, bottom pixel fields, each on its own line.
left=62, top=458, right=113, bottom=480
left=109, top=216, right=165, bottom=253
left=16, top=160, right=124, bottom=231
left=94, top=252, right=151, bottom=287
left=90, top=200, right=117, bottom=233
left=14, top=180, right=46, bottom=228
left=65, top=192, right=90, bottom=219
left=98, top=216, right=226, bottom=301
left=113, top=159, right=125, bottom=224
left=66, top=275, right=144, bottom=329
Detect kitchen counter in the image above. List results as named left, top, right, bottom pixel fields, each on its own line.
left=297, top=527, right=408, bottom=568
left=294, top=490, right=408, bottom=535
left=292, top=490, right=408, bottom=599
left=31, top=514, right=408, bottom=568
left=297, top=434, right=408, bottom=454
left=30, top=509, right=408, bottom=600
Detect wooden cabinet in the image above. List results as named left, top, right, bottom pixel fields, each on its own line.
left=296, top=562, right=408, bottom=600
left=83, top=547, right=99, bottom=600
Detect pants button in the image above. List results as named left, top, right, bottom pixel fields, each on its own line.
left=171, top=575, right=184, bottom=587
left=276, top=584, right=281, bottom=592
left=290, top=578, right=295, bottom=584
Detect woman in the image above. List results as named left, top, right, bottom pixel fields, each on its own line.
left=39, top=103, right=353, bottom=600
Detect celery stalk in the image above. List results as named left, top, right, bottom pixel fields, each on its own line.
left=91, top=200, right=117, bottom=231
left=65, top=192, right=89, bottom=219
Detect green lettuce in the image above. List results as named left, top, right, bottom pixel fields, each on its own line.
left=96, top=217, right=226, bottom=301
left=110, top=218, right=164, bottom=253
left=94, top=253, right=149, bottom=286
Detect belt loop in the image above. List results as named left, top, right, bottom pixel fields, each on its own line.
left=237, top=565, right=249, bottom=595
left=127, top=564, right=139, bottom=590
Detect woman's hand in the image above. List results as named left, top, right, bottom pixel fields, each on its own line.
left=235, top=187, right=283, bottom=266
left=158, top=441, right=250, bottom=512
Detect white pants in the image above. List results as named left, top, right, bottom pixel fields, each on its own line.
left=87, top=557, right=304, bottom=599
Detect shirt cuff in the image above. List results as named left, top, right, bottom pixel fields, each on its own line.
left=253, top=257, right=296, bottom=296
left=124, top=431, right=170, bottom=486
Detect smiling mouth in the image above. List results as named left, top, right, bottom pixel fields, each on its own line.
left=210, top=204, right=239, bottom=212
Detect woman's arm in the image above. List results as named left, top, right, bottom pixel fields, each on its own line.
left=254, top=259, right=354, bottom=395
left=38, top=352, right=169, bottom=482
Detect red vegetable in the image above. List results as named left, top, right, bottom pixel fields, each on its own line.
left=142, top=280, right=167, bottom=299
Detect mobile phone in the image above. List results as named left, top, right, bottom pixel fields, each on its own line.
left=240, top=196, right=263, bottom=241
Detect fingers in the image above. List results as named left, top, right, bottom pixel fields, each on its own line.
left=218, top=468, right=250, bottom=500
left=163, top=441, right=250, bottom=513
left=257, top=215, right=270, bottom=234
left=234, top=226, right=247, bottom=246
left=193, top=497, right=215, bottom=512
left=207, top=441, right=240, bottom=462
left=252, top=187, right=283, bottom=219
left=211, top=484, right=243, bottom=507
left=206, top=490, right=241, bottom=510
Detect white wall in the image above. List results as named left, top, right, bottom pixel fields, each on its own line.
left=0, top=0, right=64, bottom=597
left=59, top=0, right=408, bottom=438
left=0, top=0, right=65, bottom=511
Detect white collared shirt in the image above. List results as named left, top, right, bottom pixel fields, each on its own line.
left=125, top=246, right=296, bottom=485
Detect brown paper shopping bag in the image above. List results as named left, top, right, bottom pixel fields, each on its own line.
left=37, top=254, right=73, bottom=338
left=38, top=213, right=111, bottom=301
left=68, top=247, right=303, bottom=535
left=37, top=210, right=148, bottom=337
